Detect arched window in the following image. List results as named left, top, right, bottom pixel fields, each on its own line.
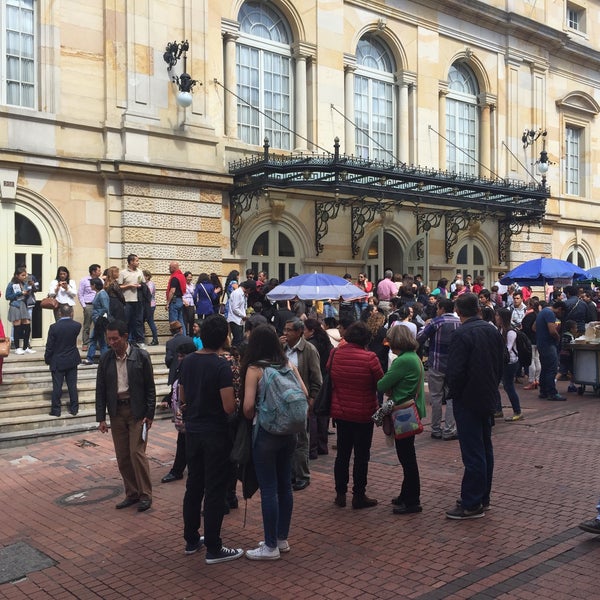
left=446, top=63, right=479, bottom=175
left=249, top=229, right=297, bottom=282
left=237, top=2, right=293, bottom=149
left=354, top=36, right=395, bottom=161
left=456, top=241, right=486, bottom=280
left=566, top=247, right=587, bottom=269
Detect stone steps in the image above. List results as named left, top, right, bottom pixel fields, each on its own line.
left=0, top=344, right=172, bottom=448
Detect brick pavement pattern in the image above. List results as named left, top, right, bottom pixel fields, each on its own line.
left=1, top=381, right=600, bottom=599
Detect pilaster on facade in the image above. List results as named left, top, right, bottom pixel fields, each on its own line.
left=222, top=18, right=240, bottom=138
left=343, top=54, right=357, bottom=155
left=293, top=42, right=317, bottom=152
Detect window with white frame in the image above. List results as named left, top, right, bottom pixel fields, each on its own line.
left=565, top=125, right=582, bottom=196
left=2, top=0, right=35, bottom=108
left=566, top=246, right=587, bottom=269
left=566, top=3, right=585, bottom=33
left=354, top=36, right=395, bottom=162
left=249, top=229, right=297, bottom=283
left=236, top=2, right=292, bottom=150
left=456, top=242, right=485, bottom=279
left=446, top=63, right=479, bottom=175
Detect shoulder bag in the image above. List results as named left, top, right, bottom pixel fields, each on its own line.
left=0, top=336, right=9, bottom=357
left=383, top=361, right=424, bottom=440
left=40, top=296, right=59, bottom=310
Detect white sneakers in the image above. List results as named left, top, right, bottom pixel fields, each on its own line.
left=15, top=348, right=36, bottom=355
left=14, top=348, right=25, bottom=355
left=246, top=539, right=290, bottom=560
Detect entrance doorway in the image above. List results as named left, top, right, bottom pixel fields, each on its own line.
left=0, top=204, right=56, bottom=343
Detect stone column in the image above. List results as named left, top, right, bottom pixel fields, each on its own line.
left=294, top=53, right=308, bottom=150
left=344, top=54, right=357, bottom=155
left=438, top=83, right=448, bottom=169
left=222, top=20, right=240, bottom=138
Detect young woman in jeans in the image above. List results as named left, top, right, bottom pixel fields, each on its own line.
left=495, top=308, right=523, bottom=421
left=241, top=324, right=307, bottom=560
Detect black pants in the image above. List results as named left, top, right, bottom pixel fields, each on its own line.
left=394, top=435, right=421, bottom=506
left=183, top=428, right=232, bottom=554
left=50, top=367, right=79, bottom=414
left=171, top=431, right=187, bottom=477
left=333, top=419, right=374, bottom=496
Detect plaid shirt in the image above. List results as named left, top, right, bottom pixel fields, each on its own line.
left=417, top=312, right=461, bottom=373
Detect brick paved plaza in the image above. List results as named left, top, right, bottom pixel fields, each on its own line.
left=1, top=380, right=599, bottom=600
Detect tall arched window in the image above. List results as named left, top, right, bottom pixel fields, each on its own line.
left=446, top=63, right=479, bottom=175
left=236, top=2, right=292, bottom=149
left=354, top=36, right=395, bottom=161
left=566, top=246, right=587, bottom=269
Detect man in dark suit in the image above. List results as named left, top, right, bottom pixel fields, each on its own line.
left=44, top=304, right=82, bottom=417
left=96, top=319, right=156, bottom=512
left=165, top=320, right=194, bottom=386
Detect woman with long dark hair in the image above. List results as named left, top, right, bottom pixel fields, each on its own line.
left=48, top=266, right=77, bottom=321
left=6, top=267, right=34, bottom=355
left=223, top=270, right=240, bottom=319
left=495, top=308, right=523, bottom=421
left=241, top=324, right=307, bottom=560
left=193, top=273, right=217, bottom=320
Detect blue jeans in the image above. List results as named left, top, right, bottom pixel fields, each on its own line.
left=454, top=402, right=494, bottom=510
left=538, top=345, right=559, bottom=397
left=183, top=428, right=232, bottom=554
left=87, top=319, right=108, bottom=361
left=253, top=426, right=295, bottom=549
left=501, top=361, right=521, bottom=414
left=168, top=297, right=184, bottom=325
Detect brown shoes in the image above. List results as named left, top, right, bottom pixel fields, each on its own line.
left=334, top=494, right=346, bottom=507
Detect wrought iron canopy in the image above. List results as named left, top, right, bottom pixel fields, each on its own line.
left=228, top=139, right=548, bottom=258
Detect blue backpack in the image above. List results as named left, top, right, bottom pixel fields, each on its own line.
left=257, top=364, right=307, bottom=436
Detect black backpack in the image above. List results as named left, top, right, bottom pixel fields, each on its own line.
left=513, top=328, right=532, bottom=365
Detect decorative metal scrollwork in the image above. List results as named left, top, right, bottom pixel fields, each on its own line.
left=230, top=189, right=261, bottom=253
left=351, top=201, right=384, bottom=258
left=315, top=200, right=343, bottom=255
left=497, top=220, right=526, bottom=264
left=415, top=210, right=444, bottom=234
left=444, top=213, right=487, bottom=262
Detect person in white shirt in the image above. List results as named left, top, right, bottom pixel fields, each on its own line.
left=227, top=279, right=255, bottom=347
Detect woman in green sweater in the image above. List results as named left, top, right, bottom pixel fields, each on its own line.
left=377, top=325, right=426, bottom=515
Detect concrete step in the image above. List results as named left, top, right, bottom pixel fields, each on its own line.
left=0, top=343, right=173, bottom=448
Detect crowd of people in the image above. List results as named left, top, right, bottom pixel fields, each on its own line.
left=5, top=261, right=600, bottom=548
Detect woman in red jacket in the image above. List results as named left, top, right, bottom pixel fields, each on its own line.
left=328, top=321, right=383, bottom=509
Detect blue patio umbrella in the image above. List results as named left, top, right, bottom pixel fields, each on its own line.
left=266, top=272, right=366, bottom=301
left=584, top=266, right=600, bottom=281
left=499, top=258, right=590, bottom=286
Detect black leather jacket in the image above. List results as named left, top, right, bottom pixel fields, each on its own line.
left=95, top=346, right=156, bottom=422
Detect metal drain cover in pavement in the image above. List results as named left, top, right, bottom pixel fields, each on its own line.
left=0, top=541, right=56, bottom=584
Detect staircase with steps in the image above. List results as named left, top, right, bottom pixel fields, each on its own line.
left=0, top=344, right=171, bottom=448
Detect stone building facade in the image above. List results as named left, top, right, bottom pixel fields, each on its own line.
left=1, top=0, right=599, bottom=342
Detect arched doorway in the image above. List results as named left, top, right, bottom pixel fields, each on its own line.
left=365, top=231, right=404, bottom=283
left=456, top=240, right=487, bottom=282
left=0, top=202, right=58, bottom=343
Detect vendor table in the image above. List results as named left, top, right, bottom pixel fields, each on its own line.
left=572, top=343, right=600, bottom=395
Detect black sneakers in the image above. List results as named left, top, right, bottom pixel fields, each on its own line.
left=445, top=504, right=485, bottom=520
left=184, top=536, right=204, bottom=555
left=205, top=546, right=244, bottom=564
left=579, top=519, right=600, bottom=534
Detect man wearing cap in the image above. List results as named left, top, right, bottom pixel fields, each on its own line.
left=165, top=320, right=194, bottom=387
left=227, top=279, right=255, bottom=347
